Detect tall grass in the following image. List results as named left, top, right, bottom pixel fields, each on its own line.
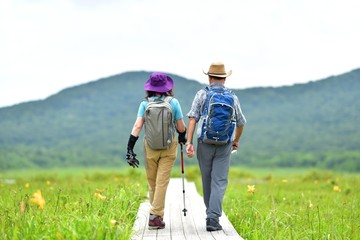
left=0, top=168, right=148, bottom=240
left=223, top=168, right=360, bottom=239
left=176, top=166, right=359, bottom=239
left=1, top=167, right=359, bottom=239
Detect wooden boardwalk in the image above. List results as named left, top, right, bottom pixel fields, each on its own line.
left=131, top=178, right=243, bottom=240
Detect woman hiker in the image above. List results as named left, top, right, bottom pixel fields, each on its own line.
left=125, top=72, right=187, bottom=229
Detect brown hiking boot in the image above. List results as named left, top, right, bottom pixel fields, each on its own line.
left=148, top=215, right=165, bottom=230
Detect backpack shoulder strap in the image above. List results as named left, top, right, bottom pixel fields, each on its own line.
left=146, top=97, right=156, bottom=104
left=224, top=88, right=234, bottom=95
left=201, top=87, right=212, bottom=115
left=164, top=96, right=173, bottom=103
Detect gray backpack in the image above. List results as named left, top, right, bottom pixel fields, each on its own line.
left=144, top=96, right=174, bottom=150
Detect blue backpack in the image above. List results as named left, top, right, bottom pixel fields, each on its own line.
left=197, top=87, right=236, bottom=145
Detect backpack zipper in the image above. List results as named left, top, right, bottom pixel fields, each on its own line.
left=161, top=109, right=165, bottom=147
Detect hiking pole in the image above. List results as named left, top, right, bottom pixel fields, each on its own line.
left=180, top=143, right=187, bottom=216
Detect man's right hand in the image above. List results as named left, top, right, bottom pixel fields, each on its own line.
left=186, top=143, right=195, bottom=158
left=126, top=149, right=139, bottom=168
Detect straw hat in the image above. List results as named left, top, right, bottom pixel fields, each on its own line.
left=203, top=62, right=232, bottom=78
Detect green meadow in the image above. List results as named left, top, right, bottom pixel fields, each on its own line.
left=1, top=167, right=359, bottom=240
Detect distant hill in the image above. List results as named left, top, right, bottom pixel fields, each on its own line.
left=0, top=69, right=359, bottom=171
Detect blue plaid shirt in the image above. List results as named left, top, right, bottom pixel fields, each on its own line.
left=186, top=82, right=246, bottom=127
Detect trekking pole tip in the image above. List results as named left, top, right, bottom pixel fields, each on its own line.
left=182, top=208, right=187, bottom=216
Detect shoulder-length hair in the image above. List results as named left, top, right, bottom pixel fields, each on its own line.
left=145, top=90, right=174, bottom=99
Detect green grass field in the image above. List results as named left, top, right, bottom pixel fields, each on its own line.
left=1, top=167, right=359, bottom=239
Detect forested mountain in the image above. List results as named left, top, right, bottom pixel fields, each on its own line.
left=1, top=69, right=359, bottom=171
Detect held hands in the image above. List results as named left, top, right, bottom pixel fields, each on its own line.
left=126, top=148, right=139, bottom=168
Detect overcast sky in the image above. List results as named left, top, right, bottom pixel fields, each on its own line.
left=1, top=0, right=359, bottom=107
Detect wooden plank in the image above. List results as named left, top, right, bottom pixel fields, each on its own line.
left=182, top=181, right=204, bottom=239
left=167, top=187, right=185, bottom=239
left=131, top=201, right=149, bottom=240
left=131, top=178, right=243, bottom=240
left=171, top=179, right=203, bottom=239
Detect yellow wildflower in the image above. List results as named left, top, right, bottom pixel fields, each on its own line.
left=30, top=190, right=46, bottom=209
left=281, top=179, right=288, bottom=183
left=247, top=185, right=256, bottom=194
left=94, top=192, right=106, bottom=200
left=25, top=183, right=30, bottom=188
left=46, top=180, right=51, bottom=185
left=110, top=219, right=118, bottom=227
left=333, top=185, right=341, bottom=192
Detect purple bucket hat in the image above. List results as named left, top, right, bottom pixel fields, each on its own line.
left=144, top=72, right=174, bottom=93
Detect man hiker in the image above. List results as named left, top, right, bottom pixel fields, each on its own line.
left=185, top=62, right=246, bottom=231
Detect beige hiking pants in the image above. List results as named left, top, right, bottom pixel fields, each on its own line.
left=144, top=138, right=178, bottom=218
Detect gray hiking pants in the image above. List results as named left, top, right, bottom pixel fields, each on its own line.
left=197, top=141, right=232, bottom=221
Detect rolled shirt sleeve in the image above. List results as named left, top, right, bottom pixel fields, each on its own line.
left=186, top=89, right=207, bottom=122
left=233, top=95, right=246, bottom=127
